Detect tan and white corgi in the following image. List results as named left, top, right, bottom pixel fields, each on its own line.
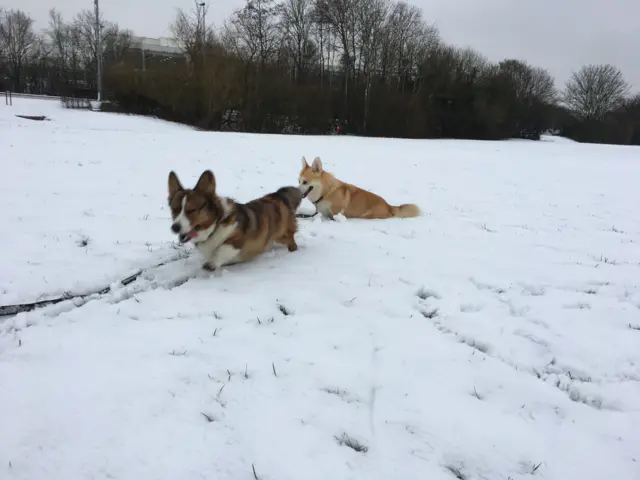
left=168, top=170, right=302, bottom=271
left=298, top=157, right=420, bottom=219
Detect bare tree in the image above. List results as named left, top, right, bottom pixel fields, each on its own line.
left=27, top=34, right=51, bottom=93
left=499, top=59, right=557, bottom=105
left=48, top=9, right=68, bottom=69
left=0, top=9, right=36, bottom=91
left=279, top=0, right=316, bottom=81
left=458, top=48, right=490, bottom=75
left=171, top=1, right=214, bottom=68
left=30, top=34, right=50, bottom=62
left=564, top=64, right=630, bottom=121
left=102, top=24, right=133, bottom=64
left=356, top=0, right=389, bottom=131
left=380, top=2, right=439, bottom=91
left=309, top=4, right=339, bottom=88
left=73, top=9, right=131, bottom=72
left=73, top=10, right=99, bottom=69
left=67, top=24, right=83, bottom=84
left=47, top=8, right=84, bottom=84
left=0, top=8, right=4, bottom=61
left=622, top=93, right=640, bottom=113
left=418, top=43, right=472, bottom=90
left=313, top=0, right=360, bottom=106
left=226, top=0, right=282, bottom=68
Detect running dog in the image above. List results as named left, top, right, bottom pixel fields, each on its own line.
left=168, top=170, right=302, bottom=271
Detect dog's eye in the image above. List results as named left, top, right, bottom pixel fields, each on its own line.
left=302, top=180, right=308, bottom=185
left=194, top=225, right=202, bottom=231
left=185, top=209, right=196, bottom=215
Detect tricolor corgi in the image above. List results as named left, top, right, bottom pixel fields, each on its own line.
left=168, top=170, right=302, bottom=271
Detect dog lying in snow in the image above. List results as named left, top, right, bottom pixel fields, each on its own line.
left=298, top=156, right=420, bottom=220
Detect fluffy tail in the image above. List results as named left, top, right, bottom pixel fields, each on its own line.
left=391, top=203, right=421, bottom=218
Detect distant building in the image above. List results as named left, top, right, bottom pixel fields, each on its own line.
left=131, top=36, right=183, bottom=57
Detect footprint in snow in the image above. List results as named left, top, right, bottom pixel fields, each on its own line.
left=416, top=287, right=441, bottom=301
left=460, top=303, right=483, bottom=313
left=521, top=284, right=546, bottom=296
left=565, top=302, right=591, bottom=310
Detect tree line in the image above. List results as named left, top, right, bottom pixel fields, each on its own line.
left=1, top=2, right=639, bottom=145
left=0, top=7, right=132, bottom=98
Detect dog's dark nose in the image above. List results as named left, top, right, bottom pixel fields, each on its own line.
left=171, top=223, right=181, bottom=233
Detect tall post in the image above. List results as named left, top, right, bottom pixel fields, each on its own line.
left=94, top=0, right=103, bottom=102
left=200, top=2, right=206, bottom=65
left=202, top=3, right=206, bottom=37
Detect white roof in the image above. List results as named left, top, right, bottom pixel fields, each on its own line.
left=132, top=36, right=182, bottom=54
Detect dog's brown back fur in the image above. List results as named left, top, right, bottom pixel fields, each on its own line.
left=299, top=157, right=420, bottom=219
left=223, top=187, right=302, bottom=261
left=168, top=170, right=302, bottom=270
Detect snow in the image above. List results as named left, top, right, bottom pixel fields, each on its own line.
left=1, top=97, right=640, bottom=480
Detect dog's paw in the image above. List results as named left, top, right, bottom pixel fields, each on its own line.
left=202, top=262, right=216, bottom=272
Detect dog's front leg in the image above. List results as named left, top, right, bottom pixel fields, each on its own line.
left=315, top=205, right=334, bottom=220
left=326, top=198, right=348, bottom=221
left=203, top=244, right=240, bottom=272
left=326, top=206, right=342, bottom=221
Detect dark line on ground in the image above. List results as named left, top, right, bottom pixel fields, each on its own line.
left=0, top=256, right=184, bottom=318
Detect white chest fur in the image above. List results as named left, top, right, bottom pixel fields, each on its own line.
left=315, top=200, right=332, bottom=218
left=195, top=222, right=237, bottom=260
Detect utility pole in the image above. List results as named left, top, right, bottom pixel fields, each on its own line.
left=200, top=2, right=206, bottom=34
left=94, top=0, right=103, bottom=103
left=199, top=2, right=206, bottom=65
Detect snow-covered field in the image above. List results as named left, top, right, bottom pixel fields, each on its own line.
left=1, top=97, right=639, bottom=480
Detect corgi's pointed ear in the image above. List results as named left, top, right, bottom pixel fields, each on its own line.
left=311, top=157, right=323, bottom=173
left=301, top=156, right=309, bottom=169
left=168, top=171, right=183, bottom=199
left=194, top=170, right=216, bottom=196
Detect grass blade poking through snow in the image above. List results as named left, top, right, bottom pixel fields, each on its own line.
left=334, top=433, right=368, bottom=453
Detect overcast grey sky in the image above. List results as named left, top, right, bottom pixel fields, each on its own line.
left=5, top=0, right=639, bottom=91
